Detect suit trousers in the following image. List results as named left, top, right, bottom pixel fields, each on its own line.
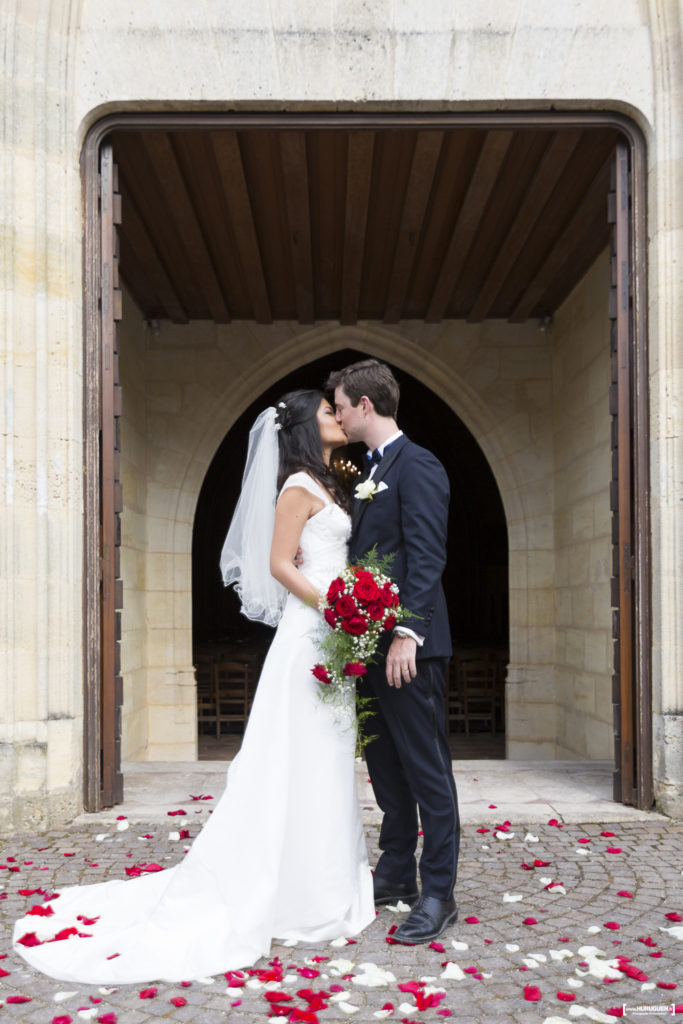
left=359, top=656, right=460, bottom=900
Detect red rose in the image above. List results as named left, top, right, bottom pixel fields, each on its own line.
left=327, top=577, right=346, bottom=603
left=353, top=578, right=381, bottom=603
left=383, top=614, right=397, bottom=631
left=379, top=583, right=398, bottom=608
left=324, top=607, right=339, bottom=629
left=342, top=615, right=368, bottom=636
left=353, top=569, right=375, bottom=583
left=366, top=601, right=385, bottom=621
left=335, top=595, right=357, bottom=617
left=343, top=662, right=367, bottom=677
left=312, top=664, right=332, bottom=685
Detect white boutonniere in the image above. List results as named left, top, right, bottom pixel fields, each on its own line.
left=354, top=479, right=388, bottom=501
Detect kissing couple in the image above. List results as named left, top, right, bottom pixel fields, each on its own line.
left=13, top=358, right=460, bottom=984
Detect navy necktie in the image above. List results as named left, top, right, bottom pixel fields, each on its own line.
left=367, top=448, right=382, bottom=466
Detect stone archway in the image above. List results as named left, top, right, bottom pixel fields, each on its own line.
left=119, top=313, right=561, bottom=762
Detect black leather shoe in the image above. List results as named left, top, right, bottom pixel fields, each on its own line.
left=393, top=895, right=458, bottom=943
left=373, top=875, right=419, bottom=906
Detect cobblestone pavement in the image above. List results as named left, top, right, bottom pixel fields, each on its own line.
left=1, top=807, right=681, bottom=1024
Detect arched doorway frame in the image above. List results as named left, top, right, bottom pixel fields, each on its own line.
left=82, top=110, right=649, bottom=810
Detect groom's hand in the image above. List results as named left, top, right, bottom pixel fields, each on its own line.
left=386, top=635, right=417, bottom=689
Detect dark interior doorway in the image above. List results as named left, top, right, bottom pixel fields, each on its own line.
left=192, top=349, right=508, bottom=759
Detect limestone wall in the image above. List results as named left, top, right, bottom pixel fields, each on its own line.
left=552, top=254, right=614, bottom=759
left=2, top=0, right=681, bottom=830
left=118, top=292, right=150, bottom=760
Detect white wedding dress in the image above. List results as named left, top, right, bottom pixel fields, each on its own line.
left=13, top=473, right=374, bottom=983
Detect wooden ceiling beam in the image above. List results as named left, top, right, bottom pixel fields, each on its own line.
left=467, top=130, right=582, bottom=322
left=510, top=154, right=612, bottom=322
left=211, top=132, right=272, bottom=324
left=341, top=131, right=375, bottom=325
left=117, top=175, right=189, bottom=323
left=279, top=131, right=315, bottom=324
left=425, top=130, right=514, bottom=323
left=139, top=132, right=231, bottom=323
left=383, top=131, right=444, bottom=323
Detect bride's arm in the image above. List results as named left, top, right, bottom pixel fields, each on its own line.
left=270, top=487, right=322, bottom=608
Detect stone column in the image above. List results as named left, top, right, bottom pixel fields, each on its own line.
left=648, top=0, right=683, bottom=816
left=0, top=0, right=84, bottom=832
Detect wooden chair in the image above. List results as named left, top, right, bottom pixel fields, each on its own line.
left=445, top=659, right=466, bottom=731
left=212, top=660, right=251, bottom=737
left=461, top=659, right=497, bottom=734
left=195, top=654, right=217, bottom=735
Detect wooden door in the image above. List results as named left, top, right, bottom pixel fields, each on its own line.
left=609, top=139, right=651, bottom=808
left=83, top=141, right=124, bottom=809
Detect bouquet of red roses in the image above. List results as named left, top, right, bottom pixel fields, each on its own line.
left=312, top=549, right=409, bottom=740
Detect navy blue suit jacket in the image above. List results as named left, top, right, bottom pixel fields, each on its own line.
left=349, top=435, right=452, bottom=660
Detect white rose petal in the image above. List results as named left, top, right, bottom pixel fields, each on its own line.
left=522, top=958, right=540, bottom=969
left=660, top=925, right=683, bottom=940
left=495, top=831, right=514, bottom=840
left=386, top=900, right=412, bottom=913
left=503, top=892, right=524, bottom=903
left=567, top=1005, right=615, bottom=1022
left=246, top=979, right=263, bottom=989
left=54, top=992, right=78, bottom=1002
left=550, top=950, right=574, bottom=961
left=196, top=977, right=215, bottom=984
left=440, top=962, right=465, bottom=980
left=399, top=1003, right=416, bottom=1014
left=419, top=976, right=438, bottom=984
left=328, top=959, right=355, bottom=974
left=226, top=987, right=243, bottom=997
left=77, top=1011, right=98, bottom=1020
left=641, top=982, right=656, bottom=991
left=505, top=943, right=520, bottom=953
left=283, top=938, right=298, bottom=947
left=330, top=936, right=349, bottom=947
left=567, top=978, right=584, bottom=988
left=586, top=925, right=601, bottom=933
left=95, top=834, right=108, bottom=842
left=542, top=1018, right=573, bottom=1024
left=116, top=820, right=129, bottom=831
left=539, top=877, right=553, bottom=886
left=352, top=963, right=395, bottom=987
left=528, top=953, right=547, bottom=963
left=451, top=940, right=469, bottom=951
left=576, top=848, right=589, bottom=856
left=338, top=1002, right=361, bottom=1014
left=524, top=833, right=540, bottom=843
left=373, top=1012, right=393, bottom=1020
left=168, top=831, right=180, bottom=842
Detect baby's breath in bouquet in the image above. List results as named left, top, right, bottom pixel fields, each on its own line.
left=312, top=547, right=410, bottom=751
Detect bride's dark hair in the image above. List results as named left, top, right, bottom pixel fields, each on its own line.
left=275, top=389, right=349, bottom=510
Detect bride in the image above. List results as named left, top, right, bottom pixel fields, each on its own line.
left=13, top=389, right=375, bottom=983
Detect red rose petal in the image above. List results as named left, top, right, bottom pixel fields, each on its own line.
left=577, top=837, right=591, bottom=843
left=265, top=992, right=294, bottom=1002
left=665, top=912, right=683, bottom=922
left=17, top=931, right=43, bottom=947
left=476, top=828, right=490, bottom=834
left=601, top=831, right=615, bottom=837
left=606, top=847, right=622, bottom=854
left=523, top=985, right=542, bottom=1001
left=617, top=891, right=633, bottom=897
left=52, top=1016, right=73, bottom=1024
left=26, top=903, right=55, bottom=916
left=557, top=992, right=576, bottom=1001
left=429, top=941, right=445, bottom=952
left=97, top=1015, right=118, bottom=1024
left=139, top=987, right=157, bottom=999
left=522, top=917, right=538, bottom=925
left=7, top=996, right=32, bottom=1004
left=604, top=922, right=621, bottom=930
left=606, top=1010, right=624, bottom=1018
left=488, top=804, right=497, bottom=809
left=658, top=982, right=678, bottom=990
left=170, top=996, right=187, bottom=1007
left=464, top=916, right=480, bottom=924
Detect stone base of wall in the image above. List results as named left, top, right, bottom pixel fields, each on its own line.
left=653, top=714, right=683, bottom=818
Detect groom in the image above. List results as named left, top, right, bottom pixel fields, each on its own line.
left=326, top=358, right=460, bottom=943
